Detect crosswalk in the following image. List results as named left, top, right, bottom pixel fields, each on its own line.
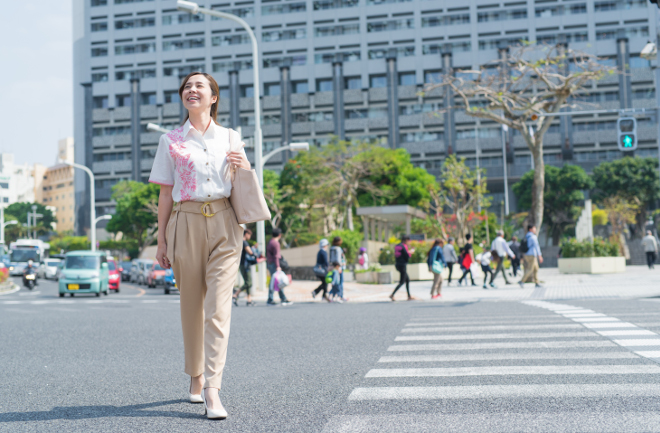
left=0, top=298, right=180, bottom=306
left=322, top=302, right=660, bottom=433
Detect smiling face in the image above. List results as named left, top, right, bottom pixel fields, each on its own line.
left=181, top=74, right=217, bottom=115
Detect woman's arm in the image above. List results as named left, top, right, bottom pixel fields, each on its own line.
left=156, top=185, right=174, bottom=269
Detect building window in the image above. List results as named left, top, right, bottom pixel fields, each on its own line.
left=536, top=3, right=587, bottom=17
left=240, top=85, right=254, bottom=98
left=141, top=92, right=156, bottom=105
left=367, top=18, right=415, bottom=32
left=115, top=17, right=155, bottom=30
left=293, top=81, right=309, bottom=93
left=424, top=70, right=441, bottom=84
left=264, top=83, right=281, bottom=96
left=261, top=2, right=306, bottom=15
left=293, top=111, right=333, bottom=122
left=210, top=5, right=254, bottom=18
left=93, top=126, right=131, bottom=136
left=262, top=28, right=307, bottom=42
left=212, top=34, right=251, bottom=46
left=316, top=79, right=333, bottom=92
left=345, top=107, right=388, bottom=119
left=344, top=76, right=362, bottom=90
left=399, top=72, right=416, bottom=86
left=93, top=152, right=131, bottom=162
left=212, top=60, right=252, bottom=72
left=92, top=73, right=109, bottom=83
left=421, top=13, right=470, bottom=27
left=314, top=23, right=359, bottom=37
left=91, top=0, right=107, bottom=6
left=596, top=26, right=648, bottom=40
left=91, top=47, right=108, bottom=57
left=164, top=90, right=180, bottom=103
left=116, top=94, right=132, bottom=107
left=162, top=37, right=204, bottom=51
left=91, top=21, right=108, bottom=32
left=368, top=46, right=414, bottom=59
left=314, top=50, right=360, bottom=64
left=263, top=55, right=307, bottom=69
left=114, top=0, right=155, bottom=4
left=93, top=96, right=109, bottom=109
left=423, top=41, right=471, bottom=55
left=163, top=64, right=205, bottom=77
left=399, top=131, right=443, bottom=142
left=162, top=12, right=204, bottom=25
left=595, top=0, right=647, bottom=11
left=477, top=9, right=527, bottom=22
left=369, top=75, right=387, bottom=88
left=219, top=88, right=230, bottom=99
left=313, top=0, right=359, bottom=10
left=115, top=69, right=157, bottom=81
left=115, top=42, right=156, bottom=55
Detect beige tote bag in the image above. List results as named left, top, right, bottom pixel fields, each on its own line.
left=227, top=129, right=271, bottom=224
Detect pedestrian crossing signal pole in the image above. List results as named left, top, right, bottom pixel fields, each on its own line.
left=617, top=117, right=637, bottom=154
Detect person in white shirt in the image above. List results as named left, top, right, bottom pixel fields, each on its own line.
left=490, top=230, right=516, bottom=284
left=151, top=72, right=251, bottom=419
left=642, top=230, right=659, bottom=269
left=480, top=249, right=495, bottom=289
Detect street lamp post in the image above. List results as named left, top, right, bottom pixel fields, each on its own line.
left=1, top=220, right=17, bottom=245
left=60, top=159, right=97, bottom=251
left=262, top=142, right=310, bottom=168
left=176, top=0, right=267, bottom=290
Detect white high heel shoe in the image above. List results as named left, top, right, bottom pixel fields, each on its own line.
left=189, top=380, right=203, bottom=404
left=202, top=388, right=228, bottom=420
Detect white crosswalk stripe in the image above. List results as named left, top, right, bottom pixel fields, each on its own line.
left=326, top=302, right=660, bottom=433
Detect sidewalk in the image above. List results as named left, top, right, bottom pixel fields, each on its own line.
left=245, top=266, right=660, bottom=304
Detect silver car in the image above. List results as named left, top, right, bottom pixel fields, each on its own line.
left=37, top=259, right=62, bottom=280
left=130, top=259, right=153, bottom=285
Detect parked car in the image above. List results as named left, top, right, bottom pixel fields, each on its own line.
left=58, top=251, right=110, bottom=298
left=147, top=262, right=167, bottom=288
left=130, top=259, right=153, bottom=285
left=108, top=258, right=121, bottom=292
left=37, top=258, right=62, bottom=280
left=120, top=261, right=132, bottom=281
left=164, top=268, right=178, bottom=295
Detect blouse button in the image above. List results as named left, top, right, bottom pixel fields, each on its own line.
left=206, top=162, right=209, bottom=165
left=208, top=194, right=211, bottom=197
left=207, top=178, right=210, bottom=181
left=204, top=149, right=207, bottom=152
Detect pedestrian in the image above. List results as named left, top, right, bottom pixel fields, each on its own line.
left=390, top=235, right=416, bottom=301
left=519, top=224, right=544, bottom=288
left=312, top=238, right=330, bottom=301
left=491, top=230, right=515, bottom=285
left=443, top=237, right=458, bottom=285
left=480, top=249, right=495, bottom=289
left=151, top=71, right=252, bottom=419
left=266, top=228, right=292, bottom=306
left=508, top=236, right=521, bottom=277
left=233, top=228, right=256, bottom=306
left=327, top=261, right=343, bottom=303
left=329, top=236, right=347, bottom=302
left=427, top=238, right=446, bottom=299
left=357, top=247, right=369, bottom=270
left=458, top=233, right=477, bottom=286
left=642, top=230, right=658, bottom=269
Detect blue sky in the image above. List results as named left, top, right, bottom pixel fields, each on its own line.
left=0, top=1, right=73, bottom=167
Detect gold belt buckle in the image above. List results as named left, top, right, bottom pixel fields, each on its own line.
left=201, top=202, right=216, bottom=217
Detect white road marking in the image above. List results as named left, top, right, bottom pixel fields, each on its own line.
left=365, top=365, right=660, bottom=377
left=596, top=330, right=657, bottom=336
left=636, top=351, right=660, bottom=358
left=395, top=332, right=595, bottom=341
left=582, top=322, right=638, bottom=329
left=348, top=384, right=660, bottom=400
left=378, top=352, right=638, bottom=362
left=570, top=317, right=622, bottom=322
left=388, top=340, right=615, bottom=351
left=401, top=324, right=581, bottom=332
left=614, top=339, right=660, bottom=346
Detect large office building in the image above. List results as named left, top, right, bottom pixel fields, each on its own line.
left=73, top=0, right=659, bottom=235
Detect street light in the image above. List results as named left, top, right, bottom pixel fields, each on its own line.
left=95, top=215, right=112, bottom=225
left=1, top=220, right=17, bottom=245
left=262, top=142, right=310, bottom=168
left=147, top=123, right=171, bottom=134
left=59, top=159, right=98, bottom=252
left=177, top=0, right=267, bottom=291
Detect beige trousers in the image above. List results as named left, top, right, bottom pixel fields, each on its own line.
left=167, top=198, right=243, bottom=389
left=521, top=255, right=539, bottom=284
left=431, top=271, right=443, bottom=296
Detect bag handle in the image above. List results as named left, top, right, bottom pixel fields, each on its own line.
left=227, top=128, right=247, bottom=182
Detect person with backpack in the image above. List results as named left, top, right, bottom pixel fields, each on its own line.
left=233, top=228, right=257, bottom=306
left=427, top=238, right=446, bottom=299
left=357, top=247, right=369, bottom=270
left=443, top=237, right=458, bottom=286
left=458, top=233, right=477, bottom=286
left=329, top=236, right=347, bottom=302
left=490, top=230, right=515, bottom=285
left=508, top=236, right=521, bottom=277
left=390, top=235, right=416, bottom=301
left=312, top=239, right=330, bottom=301
left=519, top=224, right=543, bottom=288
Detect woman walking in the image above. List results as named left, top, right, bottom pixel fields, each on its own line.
left=151, top=72, right=250, bottom=419
left=390, top=235, right=416, bottom=301
left=427, top=239, right=446, bottom=299
left=328, top=236, right=347, bottom=302
left=312, top=238, right=330, bottom=301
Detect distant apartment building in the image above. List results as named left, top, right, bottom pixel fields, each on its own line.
left=73, top=0, right=659, bottom=235
left=40, top=139, right=76, bottom=233
left=0, top=153, right=38, bottom=205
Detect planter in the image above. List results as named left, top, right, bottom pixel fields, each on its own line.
left=558, top=257, right=626, bottom=274
left=354, top=271, right=392, bottom=284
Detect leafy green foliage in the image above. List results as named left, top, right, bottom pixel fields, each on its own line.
left=560, top=237, right=619, bottom=258
left=378, top=246, right=395, bottom=265
left=105, top=181, right=160, bottom=253
left=4, top=202, right=56, bottom=241
left=49, top=236, right=90, bottom=253
left=513, top=164, right=594, bottom=245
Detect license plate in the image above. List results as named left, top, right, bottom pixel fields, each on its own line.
left=174, top=284, right=177, bottom=288
left=68, top=284, right=79, bottom=290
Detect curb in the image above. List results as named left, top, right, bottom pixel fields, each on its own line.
left=0, top=283, right=20, bottom=296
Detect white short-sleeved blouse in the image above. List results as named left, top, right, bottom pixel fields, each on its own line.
left=148, top=119, right=248, bottom=202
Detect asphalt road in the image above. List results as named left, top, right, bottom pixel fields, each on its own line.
left=2, top=276, right=660, bottom=432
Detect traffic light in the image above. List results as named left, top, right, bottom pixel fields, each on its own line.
left=617, top=117, right=637, bottom=152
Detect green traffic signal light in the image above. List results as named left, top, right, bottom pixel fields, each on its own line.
left=622, top=135, right=633, bottom=148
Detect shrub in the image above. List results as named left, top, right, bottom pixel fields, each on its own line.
left=379, top=245, right=395, bottom=265
left=561, top=237, right=619, bottom=258
left=410, top=241, right=431, bottom=264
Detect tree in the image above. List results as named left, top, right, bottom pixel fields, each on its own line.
left=600, top=195, right=639, bottom=258
left=513, top=164, right=594, bottom=245
left=592, top=157, right=660, bottom=238
left=262, top=169, right=294, bottom=230
left=105, top=181, right=160, bottom=255
left=429, top=44, right=614, bottom=231
left=436, top=155, right=490, bottom=245
left=5, top=202, right=57, bottom=240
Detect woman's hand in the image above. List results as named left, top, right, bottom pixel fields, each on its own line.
left=227, top=146, right=251, bottom=170
left=156, top=241, right=171, bottom=269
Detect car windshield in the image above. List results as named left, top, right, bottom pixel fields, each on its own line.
left=10, top=249, right=39, bottom=262
left=154, top=264, right=164, bottom=271
left=108, top=261, right=116, bottom=271
left=45, top=260, right=59, bottom=267
left=65, top=256, right=100, bottom=270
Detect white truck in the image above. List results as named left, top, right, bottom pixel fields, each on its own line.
left=9, top=239, right=50, bottom=276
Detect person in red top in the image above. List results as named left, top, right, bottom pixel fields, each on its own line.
left=458, top=233, right=477, bottom=286
left=390, top=235, right=416, bottom=301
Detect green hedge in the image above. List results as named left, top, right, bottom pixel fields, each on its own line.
left=560, top=237, right=619, bottom=258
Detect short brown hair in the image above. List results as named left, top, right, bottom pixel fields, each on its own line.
left=244, top=228, right=252, bottom=235
left=178, top=72, right=220, bottom=125
left=332, top=236, right=342, bottom=246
